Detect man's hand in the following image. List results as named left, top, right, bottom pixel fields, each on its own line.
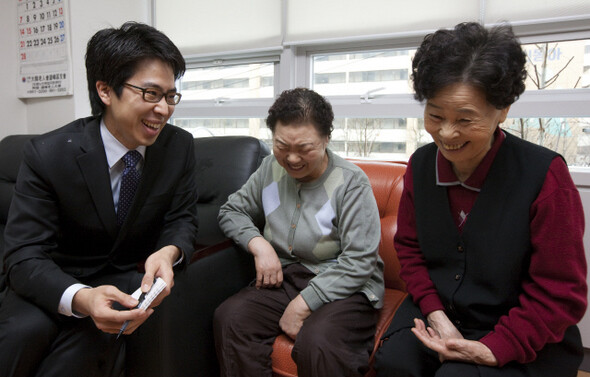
left=72, top=285, right=152, bottom=335
left=412, top=318, right=498, bottom=366
left=140, top=245, right=180, bottom=307
left=279, top=295, right=311, bottom=340
left=72, top=245, right=180, bottom=336
left=248, top=237, right=283, bottom=289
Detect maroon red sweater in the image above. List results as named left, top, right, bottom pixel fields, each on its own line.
left=395, top=128, right=587, bottom=366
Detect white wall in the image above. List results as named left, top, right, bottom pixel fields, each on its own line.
left=2, top=0, right=28, bottom=137
left=569, top=171, right=590, bottom=347
left=1, top=0, right=151, bottom=138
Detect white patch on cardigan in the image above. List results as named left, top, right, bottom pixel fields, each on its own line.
left=262, top=181, right=280, bottom=217
left=315, top=200, right=335, bottom=236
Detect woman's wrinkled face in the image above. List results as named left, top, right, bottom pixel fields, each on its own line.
left=272, top=121, right=329, bottom=182
left=424, top=83, right=510, bottom=179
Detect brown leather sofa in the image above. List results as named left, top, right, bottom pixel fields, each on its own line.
left=270, top=159, right=409, bottom=377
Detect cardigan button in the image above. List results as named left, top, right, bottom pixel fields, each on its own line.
left=457, top=245, right=464, bottom=253
left=454, top=274, right=461, bottom=281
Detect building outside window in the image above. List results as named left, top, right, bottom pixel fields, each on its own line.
left=171, top=39, right=590, bottom=166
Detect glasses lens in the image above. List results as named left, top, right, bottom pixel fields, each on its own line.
left=143, top=88, right=162, bottom=103
left=166, top=92, right=181, bottom=105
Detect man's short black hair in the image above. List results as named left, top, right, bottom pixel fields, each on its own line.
left=85, top=21, right=186, bottom=116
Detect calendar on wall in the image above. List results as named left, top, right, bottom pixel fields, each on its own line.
left=17, top=0, right=73, bottom=98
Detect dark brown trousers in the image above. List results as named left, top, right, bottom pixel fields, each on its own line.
left=214, top=263, right=377, bottom=377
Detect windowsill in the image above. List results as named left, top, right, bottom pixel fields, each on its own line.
left=570, top=167, right=590, bottom=187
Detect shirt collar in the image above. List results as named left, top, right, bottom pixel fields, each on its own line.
left=100, top=119, right=146, bottom=169
left=436, top=127, right=505, bottom=192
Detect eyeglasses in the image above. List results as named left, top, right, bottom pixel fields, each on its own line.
left=123, top=83, right=182, bottom=105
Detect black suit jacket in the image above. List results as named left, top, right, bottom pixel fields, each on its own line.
left=3, top=116, right=199, bottom=314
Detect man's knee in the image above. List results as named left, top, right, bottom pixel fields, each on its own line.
left=0, top=292, right=59, bottom=376
left=0, top=292, right=58, bottom=349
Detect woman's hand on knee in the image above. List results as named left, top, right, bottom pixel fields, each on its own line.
left=279, top=295, right=311, bottom=340
left=248, top=237, right=283, bottom=289
left=411, top=318, right=498, bottom=366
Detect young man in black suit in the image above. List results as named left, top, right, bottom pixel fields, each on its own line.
left=0, top=22, right=198, bottom=377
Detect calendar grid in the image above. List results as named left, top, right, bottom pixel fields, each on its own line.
left=17, top=0, right=73, bottom=98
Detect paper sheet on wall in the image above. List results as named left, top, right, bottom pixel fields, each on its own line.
left=16, top=0, right=73, bottom=98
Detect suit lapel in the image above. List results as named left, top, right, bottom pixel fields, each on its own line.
left=77, top=119, right=119, bottom=239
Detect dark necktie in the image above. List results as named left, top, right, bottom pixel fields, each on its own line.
left=117, top=150, right=142, bottom=226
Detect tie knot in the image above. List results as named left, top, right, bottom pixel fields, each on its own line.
left=122, top=150, right=142, bottom=168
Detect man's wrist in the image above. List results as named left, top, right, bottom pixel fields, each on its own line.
left=160, top=245, right=181, bottom=264
left=67, top=285, right=92, bottom=317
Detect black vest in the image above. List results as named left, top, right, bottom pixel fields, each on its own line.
left=411, top=131, right=558, bottom=335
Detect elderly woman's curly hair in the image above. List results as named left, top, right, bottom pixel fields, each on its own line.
left=412, top=22, right=527, bottom=109
left=266, top=88, right=334, bottom=138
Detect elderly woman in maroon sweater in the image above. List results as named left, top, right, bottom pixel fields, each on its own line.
left=374, top=22, right=587, bottom=377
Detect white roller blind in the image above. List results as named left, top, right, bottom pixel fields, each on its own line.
left=484, top=0, right=590, bottom=24
left=284, top=0, right=590, bottom=46
left=284, top=0, right=480, bottom=45
left=155, top=0, right=283, bottom=57
left=155, top=0, right=590, bottom=56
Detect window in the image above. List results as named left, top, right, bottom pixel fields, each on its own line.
left=172, top=37, right=590, bottom=167
left=504, top=117, right=590, bottom=166
left=171, top=58, right=278, bottom=141
left=179, top=62, right=276, bottom=101
left=330, top=118, right=423, bottom=160
left=307, top=39, right=590, bottom=164
left=522, top=40, right=590, bottom=90
left=171, top=117, right=272, bottom=149
left=311, top=49, right=414, bottom=97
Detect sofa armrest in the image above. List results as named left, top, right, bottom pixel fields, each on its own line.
left=191, top=239, right=235, bottom=264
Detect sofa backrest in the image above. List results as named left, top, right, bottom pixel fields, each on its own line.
left=193, top=136, right=270, bottom=246
left=352, top=160, right=407, bottom=292
left=0, top=135, right=38, bottom=293
left=0, top=135, right=38, bottom=228
left=0, top=134, right=269, bottom=289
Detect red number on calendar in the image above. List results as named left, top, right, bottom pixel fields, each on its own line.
left=20, top=53, right=27, bottom=61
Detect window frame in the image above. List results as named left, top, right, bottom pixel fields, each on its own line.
left=172, top=23, right=590, bottom=166
left=173, top=54, right=281, bottom=121
left=290, top=28, right=590, bottom=163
